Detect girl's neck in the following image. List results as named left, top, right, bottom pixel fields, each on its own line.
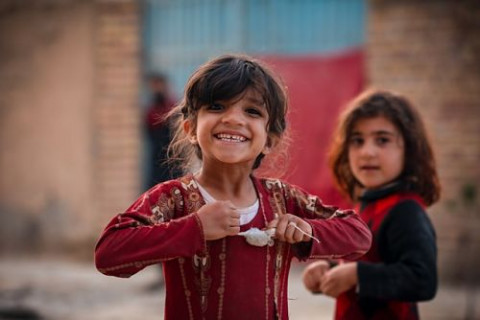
left=360, top=180, right=404, bottom=202
left=194, top=165, right=257, bottom=207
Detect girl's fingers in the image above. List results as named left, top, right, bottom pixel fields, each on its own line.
left=227, top=225, right=240, bottom=235
left=288, top=221, right=303, bottom=242
left=320, top=274, right=340, bottom=298
left=291, top=218, right=314, bottom=242
left=303, top=267, right=322, bottom=292
left=266, top=218, right=278, bottom=229
left=229, top=216, right=240, bottom=225
left=222, top=200, right=236, bottom=209
left=302, top=272, right=316, bottom=292
left=285, top=222, right=297, bottom=242
left=320, top=280, right=331, bottom=296
left=275, top=217, right=289, bottom=240
left=269, top=214, right=313, bottom=243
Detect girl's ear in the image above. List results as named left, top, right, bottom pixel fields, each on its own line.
left=263, top=136, right=279, bottom=155
left=183, top=120, right=197, bottom=144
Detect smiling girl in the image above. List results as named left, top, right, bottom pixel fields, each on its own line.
left=94, top=54, right=371, bottom=320
left=302, top=90, right=441, bottom=320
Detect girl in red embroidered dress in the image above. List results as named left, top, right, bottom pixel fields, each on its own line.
left=302, top=89, right=441, bottom=320
left=95, top=54, right=372, bottom=320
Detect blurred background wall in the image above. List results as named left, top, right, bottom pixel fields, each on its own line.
left=0, top=0, right=479, bottom=288
left=0, top=0, right=142, bottom=257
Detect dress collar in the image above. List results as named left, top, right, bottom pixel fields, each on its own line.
left=359, top=180, right=404, bottom=203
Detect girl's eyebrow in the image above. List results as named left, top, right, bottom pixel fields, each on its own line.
left=373, top=130, right=396, bottom=136
left=245, top=96, right=265, bottom=107
left=351, top=130, right=396, bottom=136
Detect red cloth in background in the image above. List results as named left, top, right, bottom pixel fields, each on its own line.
left=261, top=50, right=365, bottom=208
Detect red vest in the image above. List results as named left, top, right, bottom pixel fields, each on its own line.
left=335, top=193, right=424, bottom=320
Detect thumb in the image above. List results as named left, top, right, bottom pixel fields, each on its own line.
left=221, top=200, right=236, bottom=210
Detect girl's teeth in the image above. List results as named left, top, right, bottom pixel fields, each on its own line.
left=217, top=133, right=246, bottom=142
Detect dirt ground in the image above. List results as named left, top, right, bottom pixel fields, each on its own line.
left=0, top=256, right=478, bottom=320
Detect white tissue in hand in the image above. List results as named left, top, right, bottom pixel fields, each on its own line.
left=238, top=228, right=275, bottom=247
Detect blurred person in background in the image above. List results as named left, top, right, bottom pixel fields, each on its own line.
left=303, top=90, right=441, bottom=320
left=145, top=72, right=181, bottom=189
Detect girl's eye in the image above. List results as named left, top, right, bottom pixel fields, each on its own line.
left=376, top=137, right=390, bottom=146
left=207, top=103, right=224, bottom=111
left=246, top=107, right=263, bottom=117
left=349, top=137, right=363, bottom=147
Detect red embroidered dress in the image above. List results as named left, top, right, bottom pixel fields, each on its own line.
left=95, top=175, right=371, bottom=320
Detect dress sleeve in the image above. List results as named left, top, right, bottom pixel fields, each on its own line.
left=94, top=182, right=207, bottom=278
left=283, top=184, right=372, bottom=261
left=357, top=200, right=437, bottom=301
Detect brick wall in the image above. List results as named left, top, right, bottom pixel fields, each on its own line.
left=93, top=0, right=142, bottom=232
left=0, top=0, right=142, bottom=255
left=367, top=0, right=480, bottom=284
left=0, top=1, right=98, bottom=253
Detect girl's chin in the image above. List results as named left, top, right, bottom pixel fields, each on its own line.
left=362, top=179, right=397, bottom=190
left=359, top=180, right=384, bottom=190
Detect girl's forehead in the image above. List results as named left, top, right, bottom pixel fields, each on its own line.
left=220, top=87, right=265, bottom=106
left=352, top=116, right=399, bottom=133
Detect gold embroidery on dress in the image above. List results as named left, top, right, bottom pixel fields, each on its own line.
left=176, top=176, right=206, bottom=319
left=178, top=175, right=214, bottom=316
left=193, top=253, right=212, bottom=313
left=148, top=187, right=183, bottom=224
left=274, top=242, right=284, bottom=319
left=265, top=244, right=271, bottom=320
left=306, top=195, right=316, bottom=212
left=149, top=205, right=164, bottom=224
left=269, top=191, right=286, bottom=219
left=178, top=257, right=194, bottom=320
left=132, top=193, right=148, bottom=212
left=265, top=179, right=283, bottom=191
left=188, top=191, right=203, bottom=213
left=263, top=179, right=287, bottom=319
left=217, top=239, right=227, bottom=320
left=287, top=185, right=341, bottom=219
left=181, top=177, right=198, bottom=190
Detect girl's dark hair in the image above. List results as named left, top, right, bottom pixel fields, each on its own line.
left=329, top=89, right=441, bottom=206
left=168, top=54, right=289, bottom=173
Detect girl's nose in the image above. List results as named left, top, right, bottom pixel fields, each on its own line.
left=221, top=106, right=245, bottom=126
left=360, top=141, right=376, bottom=158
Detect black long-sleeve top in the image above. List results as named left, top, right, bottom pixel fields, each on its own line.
left=357, top=199, right=437, bottom=301
left=334, top=182, right=439, bottom=320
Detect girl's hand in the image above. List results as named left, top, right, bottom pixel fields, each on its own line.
left=267, top=214, right=313, bottom=244
left=196, top=200, right=240, bottom=241
left=302, top=260, right=331, bottom=293
left=320, top=262, right=358, bottom=298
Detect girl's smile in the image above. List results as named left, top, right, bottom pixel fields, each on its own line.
left=348, top=116, right=405, bottom=190
left=214, top=132, right=248, bottom=143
